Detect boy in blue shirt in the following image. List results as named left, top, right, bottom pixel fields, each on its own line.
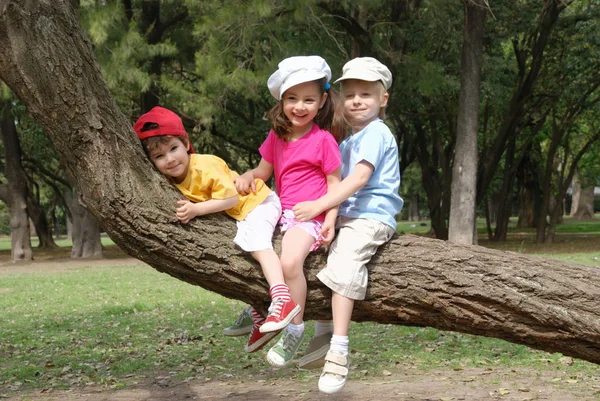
left=292, top=57, right=403, bottom=394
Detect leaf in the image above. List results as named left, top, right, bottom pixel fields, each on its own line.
left=498, top=388, right=510, bottom=395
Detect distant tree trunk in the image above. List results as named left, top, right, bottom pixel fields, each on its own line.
left=493, top=136, right=516, bottom=242
left=448, top=0, right=486, bottom=245
left=66, top=216, right=73, bottom=240
left=570, top=171, right=581, bottom=216
left=414, top=116, right=452, bottom=240
left=64, top=187, right=102, bottom=258
left=0, top=102, right=32, bottom=261
left=26, top=190, right=57, bottom=248
left=571, top=172, right=595, bottom=220
left=573, top=187, right=595, bottom=219
left=517, top=184, right=536, bottom=229
left=407, top=195, right=420, bottom=221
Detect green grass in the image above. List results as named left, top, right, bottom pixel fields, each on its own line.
left=0, top=235, right=115, bottom=251
left=2, top=258, right=600, bottom=393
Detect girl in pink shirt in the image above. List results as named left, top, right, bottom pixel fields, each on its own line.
left=235, top=55, right=347, bottom=368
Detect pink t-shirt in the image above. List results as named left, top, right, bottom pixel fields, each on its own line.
left=259, top=124, right=341, bottom=222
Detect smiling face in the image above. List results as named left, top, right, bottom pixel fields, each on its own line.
left=341, top=79, right=388, bottom=132
left=147, top=136, right=191, bottom=183
left=281, top=81, right=327, bottom=137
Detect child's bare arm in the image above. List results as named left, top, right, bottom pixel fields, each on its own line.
left=320, top=169, right=341, bottom=244
left=234, top=159, right=274, bottom=195
left=176, top=196, right=238, bottom=224
left=293, top=162, right=373, bottom=221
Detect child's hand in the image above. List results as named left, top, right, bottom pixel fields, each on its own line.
left=319, top=219, right=336, bottom=245
left=234, top=174, right=256, bottom=195
left=292, top=201, right=321, bottom=222
left=176, top=200, right=199, bottom=224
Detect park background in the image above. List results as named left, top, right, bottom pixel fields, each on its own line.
left=1, top=1, right=600, bottom=400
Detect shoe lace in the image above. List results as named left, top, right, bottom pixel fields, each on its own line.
left=267, top=298, right=283, bottom=317
left=233, top=309, right=249, bottom=326
left=282, top=332, right=302, bottom=354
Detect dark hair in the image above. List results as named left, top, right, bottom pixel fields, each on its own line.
left=265, top=77, right=349, bottom=143
left=141, top=135, right=190, bottom=155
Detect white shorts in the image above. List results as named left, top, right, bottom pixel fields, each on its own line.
left=317, top=216, right=395, bottom=300
left=233, top=191, right=282, bottom=252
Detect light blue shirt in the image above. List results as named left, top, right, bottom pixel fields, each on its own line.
left=338, top=118, right=403, bottom=229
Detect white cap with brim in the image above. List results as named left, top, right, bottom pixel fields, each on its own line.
left=268, top=55, right=332, bottom=100
left=334, top=57, right=392, bottom=90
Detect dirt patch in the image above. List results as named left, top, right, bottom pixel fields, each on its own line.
left=4, top=366, right=599, bottom=401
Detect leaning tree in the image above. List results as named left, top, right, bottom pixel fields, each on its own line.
left=0, top=0, right=599, bottom=364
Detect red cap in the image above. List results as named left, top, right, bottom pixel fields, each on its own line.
left=133, top=106, right=194, bottom=152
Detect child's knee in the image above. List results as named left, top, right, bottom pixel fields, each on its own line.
left=280, top=256, right=302, bottom=278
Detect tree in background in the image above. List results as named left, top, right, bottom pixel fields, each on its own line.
left=448, top=0, right=487, bottom=245
left=0, top=93, right=32, bottom=261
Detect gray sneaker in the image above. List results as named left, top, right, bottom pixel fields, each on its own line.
left=266, top=330, right=304, bottom=367
left=298, top=331, right=332, bottom=369
left=222, top=307, right=253, bottom=337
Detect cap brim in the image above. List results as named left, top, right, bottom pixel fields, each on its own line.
left=334, top=71, right=382, bottom=84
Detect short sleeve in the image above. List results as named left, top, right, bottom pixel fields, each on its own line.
left=205, top=158, right=239, bottom=200
left=355, top=124, right=388, bottom=169
left=259, top=130, right=276, bottom=164
left=320, top=132, right=342, bottom=175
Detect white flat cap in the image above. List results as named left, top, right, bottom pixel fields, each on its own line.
left=334, top=57, right=392, bottom=90
left=267, top=55, right=332, bottom=100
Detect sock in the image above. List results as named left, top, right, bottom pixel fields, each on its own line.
left=330, top=334, right=349, bottom=355
left=269, top=283, right=292, bottom=302
left=315, top=321, right=333, bottom=336
left=286, top=322, right=305, bottom=336
left=248, top=306, right=265, bottom=326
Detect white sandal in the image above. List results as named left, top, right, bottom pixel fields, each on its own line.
left=318, top=350, right=349, bottom=394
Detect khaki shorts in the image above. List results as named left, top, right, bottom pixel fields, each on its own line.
left=234, top=191, right=282, bottom=252
left=317, top=216, right=395, bottom=300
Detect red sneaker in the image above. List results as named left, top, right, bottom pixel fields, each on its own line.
left=244, top=325, right=280, bottom=353
left=259, top=298, right=301, bottom=333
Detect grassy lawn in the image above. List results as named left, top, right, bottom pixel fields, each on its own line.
left=2, top=262, right=599, bottom=393
left=1, top=219, right=600, bottom=394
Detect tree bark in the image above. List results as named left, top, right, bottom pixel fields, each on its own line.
left=571, top=172, right=595, bottom=220
left=448, top=0, right=486, bottom=245
left=1, top=0, right=600, bottom=365
left=26, top=189, right=57, bottom=248
left=0, top=101, right=32, bottom=261
left=572, top=186, right=596, bottom=220
left=407, top=195, right=420, bottom=222
left=64, top=186, right=103, bottom=258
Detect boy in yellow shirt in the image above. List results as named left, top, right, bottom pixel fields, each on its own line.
left=133, top=106, right=300, bottom=352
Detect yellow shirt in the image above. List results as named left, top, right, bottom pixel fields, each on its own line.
left=175, top=154, right=270, bottom=221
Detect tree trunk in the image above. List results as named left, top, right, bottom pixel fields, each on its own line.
left=27, top=191, right=57, bottom=248
left=2, top=0, right=600, bottom=365
left=407, top=195, right=420, bottom=222
left=0, top=101, right=32, bottom=262
left=64, top=187, right=103, bottom=258
left=448, top=0, right=486, bottom=245
left=570, top=171, right=581, bottom=216
left=572, top=185, right=596, bottom=220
